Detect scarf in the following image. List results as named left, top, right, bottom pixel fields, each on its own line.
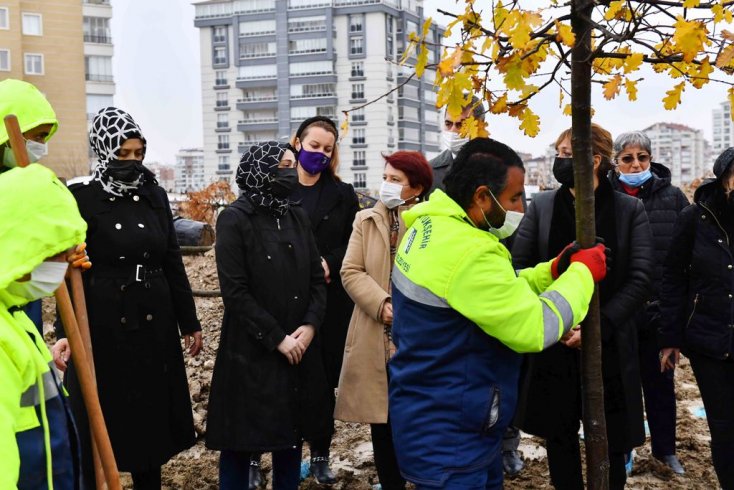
left=235, top=141, right=291, bottom=216
left=90, top=107, right=149, bottom=197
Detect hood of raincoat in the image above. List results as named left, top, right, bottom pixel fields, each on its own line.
left=0, top=79, right=58, bottom=146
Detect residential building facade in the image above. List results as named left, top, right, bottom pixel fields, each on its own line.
left=712, top=100, right=733, bottom=157
left=642, top=122, right=706, bottom=186
left=146, top=162, right=176, bottom=192
left=175, top=148, right=206, bottom=193
left=83, top=0, right=115, bottom=170
left=0, top=0, right=88, bottom=177
left=194, top=0, right=443, bottom=192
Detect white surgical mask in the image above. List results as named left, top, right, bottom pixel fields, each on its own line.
left=482, top=189, right=524, bottom=240
left=441, top=131, right=469, bottom=155
left=2, top=139, right=48, bottom=168
left=7, top=261, right=68, bottom=302
left=379, top=181, right=406, bottom=209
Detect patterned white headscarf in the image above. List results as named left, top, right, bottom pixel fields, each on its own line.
left=90, top=107, right=148, bottom=197
left=236, top=141, right=291, bottom=216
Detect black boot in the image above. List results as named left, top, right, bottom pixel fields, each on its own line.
left=249, top=454, right=265, bottom=490
left=310, top=449, right=337, bottom=485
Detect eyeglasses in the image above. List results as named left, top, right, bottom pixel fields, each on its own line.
left=616, top=153, right=650, bottom=165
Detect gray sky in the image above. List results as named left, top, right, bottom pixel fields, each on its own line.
left=111, top=0, right=728, bottom=165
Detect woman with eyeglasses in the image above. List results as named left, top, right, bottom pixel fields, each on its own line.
left=659, top=147, right=734, bottom=490
left=609, top=132, right=689, bottom=475
left=512, top=123, right=653, bottom=489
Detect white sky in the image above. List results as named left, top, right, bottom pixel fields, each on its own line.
left=111, top=0, right=730, bottom=165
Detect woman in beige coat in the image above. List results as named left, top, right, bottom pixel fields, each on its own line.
left=336, top=151, right=432, bottom=490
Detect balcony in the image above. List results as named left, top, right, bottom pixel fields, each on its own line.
left=237, top=73, right=277, bottom=81
left=84, top=0, right=110, bottom=4
left=84, top=34, right=112, bottom=44
left=290, top=92, right=336, bottom=100
left=237, top=95, right=278, bottom=103
left=85, top=73, right=113, bottom=83
left=238, top=117, right=278, bottom=125
left=288, top=0, right=331, bottom=9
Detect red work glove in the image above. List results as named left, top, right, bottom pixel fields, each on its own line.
left=551, top=242, right=581, bottom=279
left=570, top=243, right=608, bottom=282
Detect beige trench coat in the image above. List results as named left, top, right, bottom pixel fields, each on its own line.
left=334, top=201, right=408, bottom=424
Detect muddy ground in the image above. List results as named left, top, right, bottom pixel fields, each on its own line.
left=45, top=251, right=720, bottom=489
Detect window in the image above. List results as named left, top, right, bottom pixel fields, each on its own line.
left=350, top=15, right=363, bottom=32
left=85, top=55, right=113, bottom=82
left=215, top=70, right=227, bottom=86
left=425, top=89, right=437, bottom=104
left=399, top=127, right=419, bottom=142
left=351, top=61, right=364, bottom=77
left=238, top=0, right=276, bottom=13
left=83, top=16, right=110, bottom=43
left=243, top=131, right=277, bottom=144
left=290, top=106, right=335, bottom=121
left=387, top=105, right=394, bottom=123
left=290, top=60, right=333, bottom=76
left=214, top=26, right=227, bottom=43
left=0, top=50, right=9, bottom=71
left=352, top=108, right=365, bottom=122
left=406, top=20, right=418, bottom=37
left=353, top=150, right=366, bottom=166
left=386, top=16, right=393, bottom=35
left=214, top=46, right=227, bottom=65
left=239, top=19, right=276, bottom=36
left=288, top=16, right=326, bottom=33
left=217, top=134, right=230, bottom=150
left=0, top=7, right=8, bottom=29
left=399, top=105, right=419, bottom=121
left=351, top=83, right=364, bottom=100
left=353, top=172, right=367, bottom=188
left=86, top=94, right=113, bottom=119
left=22, top=13, right=42, bottom=36
left=352, top=128, right=365, bottom=145
left=217, top=113, right=229, bottom=129
left=388, top=127, right=395, bottom=145
left=241, top=87, right=277, bottom=101
left=288, top=0, right=330, bottom=8
left=398, top=84, right=419, bottom=100
left=24, top=53, right=43, bottom=75
left=218, top=155, right=230, bottom=172
left=240, top=41, right=276, bottom=58
left=216, top=92, right=228, bottom=107
left=350, top=37, right=363, bottom=55
left=288, top=38, right=326, bottom=55
left=241, top=109, right=277, bottom=123
left=290, top=83, right=336, bottom=98
left=238, top=64, right=277, bottom=79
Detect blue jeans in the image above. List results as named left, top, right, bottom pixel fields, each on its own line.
left=415, top=456, right=503, bottom=490
left=219, top=446, right=302, bottom=490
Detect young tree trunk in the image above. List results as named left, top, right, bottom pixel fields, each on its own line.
left=570, top=1, right=610, bottom=488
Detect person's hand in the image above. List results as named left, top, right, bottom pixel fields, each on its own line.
left=561, top=328, right=581, bottom=349
left=321, top=258, right=331, bottom=284
left=183, top=331, right=203, bottom=357
left=292, top=325, right=315, bottom=351
left=51, top=339, right=71, bottom=372
left=67, top=243, right=92, bottom=270
left=660, top=348, right=680, bottom=372
left=570, top=243, right=608, bottom=282
left=381, top=301, right=393, bottom=325
left=551, top=242, right=581, bottom=279
left=278, top=335, right=305, bottom=365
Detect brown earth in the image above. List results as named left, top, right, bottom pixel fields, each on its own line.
left=44, top=251, right=720, bottom=489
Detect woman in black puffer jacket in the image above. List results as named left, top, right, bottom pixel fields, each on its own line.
left=660, top=147, right=734, bottom=490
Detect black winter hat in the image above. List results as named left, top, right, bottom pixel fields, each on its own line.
left=294, top=116, right=338, bottom=141
left=713, top=147, right=734, bottom=179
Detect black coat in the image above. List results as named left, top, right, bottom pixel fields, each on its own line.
left=292, top=175, right=359, bottom=387
left=512, top=185, right=653, bottom=452
left=61, top=179, right=199, bottom=472
left=659, top=181, right=734, bottom=359
left=206, top=197, right=330, bottom=451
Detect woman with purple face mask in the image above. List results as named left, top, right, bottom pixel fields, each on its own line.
left=247, top=117, right=359, bottom=488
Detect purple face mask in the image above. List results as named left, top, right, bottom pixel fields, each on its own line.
left=298, top=148, right=331, bottom=175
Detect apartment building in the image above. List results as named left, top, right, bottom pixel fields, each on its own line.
left=174, top=147, right=206, bottom=193
left=0, top=0, right=88, bottom=177
left=642, top=122, right=706, bottom=185
left=194, top=0, right=443, bottom=192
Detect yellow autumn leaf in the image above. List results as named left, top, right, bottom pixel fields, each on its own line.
left=554, top=20, right=575, bottom=47
left=625, top=79, right=638, bottom=101
left=673, top=17, right=710, bottom=63
left=624, top=53, right=644, bottom=74
left=662, top=82, right=686, bottom=110
left=437, top=73, right=472, bottom=118
left=728, top=87, right=734, bottom=121
left=498, top=55, right=527, bottom=91
left=559, top=89, right=564, bottom=108
left=519, top=108, right=540, bottom=137
left=563, top=104, right=573, bottom=116
left=422, top=17, right=432, bottom=39
left=494, top=0, right=509, bottom=31
left=723, top=30, right=734, bottom=41
left=461, top=116, right=489, bottom=139
left=604, top=0, right=625, bottom=21
left=340, top=116, right=349, bottom=136
left=602, top=75, right=622, bottom=100
left=438, top=48, right=462, bottom=77
left=692, top=57, right=713, bottom=88
left=415, top=43, right=429, bottom=78
left=683, top=0, right=700, bottom=6
left=490, top=93, right=508, bottom=114
left=716, top=44, right=734, bottom=68
left=504, top=10, right=542, bottom=50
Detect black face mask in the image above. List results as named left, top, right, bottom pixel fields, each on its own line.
left=270, top=168, right=298, bottom=198
left=106, top=159, right=144, bottom=183
left=553, top=157, right=575, bottom=188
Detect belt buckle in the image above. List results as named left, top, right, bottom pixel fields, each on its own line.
left=135, top=264, right=144, bottom=282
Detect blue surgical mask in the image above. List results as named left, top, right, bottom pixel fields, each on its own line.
left=618, top=168, right=652, bottom=188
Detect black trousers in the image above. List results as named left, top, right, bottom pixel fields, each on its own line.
left=131, top=466, right=161, bottom=490
left=638, top=329, right=677, bottom=457
left=689, top=351, right=734, bottom=490
left=371, top=421, right=406, bottom=490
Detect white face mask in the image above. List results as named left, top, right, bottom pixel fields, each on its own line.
left=379, top=181, right=406, bottom=209
left=441, top=131, right=469, bottom=155
left=7, top=261, right=68, bottom=302
left=482, top=189, right=524, bottom=240
left=2, top=139, right=48, bottom=168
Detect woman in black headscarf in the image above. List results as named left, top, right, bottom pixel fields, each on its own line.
left=206, top=142, right=330, bottom=490
left=60, top=107, right=202, bottom=489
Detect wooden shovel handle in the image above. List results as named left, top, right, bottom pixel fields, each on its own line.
left=4, top=115, right=30, bottom=168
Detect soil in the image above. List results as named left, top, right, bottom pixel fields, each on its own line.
left=44, top=251, right=721, bottom=489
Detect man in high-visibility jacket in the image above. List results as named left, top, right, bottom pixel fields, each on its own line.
left=1, top=163, right=87, bottom=489
left=388, top=138, right=608, bottom=489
